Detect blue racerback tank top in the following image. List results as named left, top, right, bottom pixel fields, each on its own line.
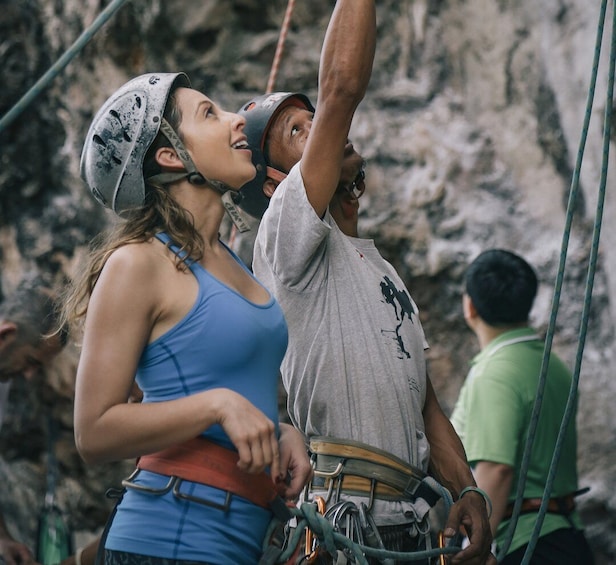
left=105, top=232, right=289, bottom=563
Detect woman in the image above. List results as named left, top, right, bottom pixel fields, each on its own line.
left=63, top=72, right=311, bottom=564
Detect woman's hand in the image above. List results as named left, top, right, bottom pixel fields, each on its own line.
left=276, top=423, right=313, bottom=499
left=215, top=389, right=281, bottom=477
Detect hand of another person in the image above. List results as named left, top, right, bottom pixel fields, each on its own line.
left=0, top=537, right=39, bottom=565
left=276, top=423, right=313, bottom=499
left=215, top=389, right=280, bottom=479
left=444, top=491, right=497, bottom=565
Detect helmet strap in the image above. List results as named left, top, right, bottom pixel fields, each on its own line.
left=221, top=192, right=252, bottom=233
left=158, top=119, right=229, bottom=194
left=156, top=119, right=251, bottom=233
left=266, top=166, right=287, bottom=184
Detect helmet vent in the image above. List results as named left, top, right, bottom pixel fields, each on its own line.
left=92, top=135, right=106, bottom=147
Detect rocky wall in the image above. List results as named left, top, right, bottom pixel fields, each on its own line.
left=0, top=0, right=614, bottom=560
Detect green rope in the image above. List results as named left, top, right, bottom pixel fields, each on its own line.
left=520, top=3, right=615, bottom=562
left=264, top=502, right=461, bottom=564
left=496, top=0, right=610, bottom=560
left=0, top=0, right=131, bottom=136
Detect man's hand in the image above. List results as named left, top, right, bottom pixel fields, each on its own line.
left=444, top=491, right=497, bottom=564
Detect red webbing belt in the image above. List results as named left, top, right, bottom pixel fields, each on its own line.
left=137, top=437, right=279, bottom=509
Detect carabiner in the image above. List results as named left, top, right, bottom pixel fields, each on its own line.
left=305, top=496, right=327, bottom=563
left=438, top=530, right=446, bottom=565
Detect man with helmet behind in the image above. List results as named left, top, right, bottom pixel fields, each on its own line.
left=63, top=71, right=311, bottom=564
left=236, top=0, right=495, bottom=563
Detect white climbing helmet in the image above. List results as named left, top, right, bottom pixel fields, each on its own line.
left=80, top=72, right=192, bottom=215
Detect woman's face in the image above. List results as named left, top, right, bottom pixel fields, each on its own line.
left=174, top=87, right=256, bottom=190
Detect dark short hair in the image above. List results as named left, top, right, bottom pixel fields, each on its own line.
left=0, top=275, right=69, bottom=347
left=465, top=249, right=538, bottom=326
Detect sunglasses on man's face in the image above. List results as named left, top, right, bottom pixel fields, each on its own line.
left=336, top=168, right=366, bottom=199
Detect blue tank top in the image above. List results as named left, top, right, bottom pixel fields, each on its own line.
left=105, top=233, right=288, bottom=563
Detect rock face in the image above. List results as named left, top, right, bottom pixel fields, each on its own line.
left=1, top=0, right=614, bottom=561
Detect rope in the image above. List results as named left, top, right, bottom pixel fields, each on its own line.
left=520, top=4, right=615, bottom=561
left=266, top=0, right=296, bottom=94
left=263, top=502, right=462, bottom=564
left=496, top=0, right=611, bottom=560
left=0, top=0, right=131, bottom=136
left=228, top=0, right=296, bottom=248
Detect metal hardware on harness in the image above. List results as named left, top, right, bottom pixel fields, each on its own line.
left=324, top=501, right=365, bottom=561
left=358, top=503, right=394, bottom=565
left=122, top=468, right=233, bottom=512
left=305, top=496, right=327, bottom=563
left=438, top=530, right=446, bottom=565
left=314, top=460, right=345, bottom=478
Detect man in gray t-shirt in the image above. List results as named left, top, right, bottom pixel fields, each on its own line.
left=236, top=1, right=494, bottom=563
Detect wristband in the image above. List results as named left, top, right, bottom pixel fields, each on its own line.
left=75, top=546, right=85, bottom=565
left=459, top=486, right=493, bottom=518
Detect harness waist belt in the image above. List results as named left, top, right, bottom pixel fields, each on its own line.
left=504, top=494, right=576, bottom=519
left=309, top=437, right=438, bottom=505
left=137, top=437, right=281, bottom=511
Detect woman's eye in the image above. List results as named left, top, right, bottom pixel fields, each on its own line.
left=291, top=125, right=299, bottom=137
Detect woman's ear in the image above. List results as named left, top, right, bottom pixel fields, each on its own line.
left=155, top=147, right=185, bottom=171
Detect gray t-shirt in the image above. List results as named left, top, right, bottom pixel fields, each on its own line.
left=253, top=163, right=430, bottom=471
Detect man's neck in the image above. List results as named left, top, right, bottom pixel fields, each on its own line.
left=329, top=197, right=359, bottom=237
left=476, top=322, right=528, bottom=351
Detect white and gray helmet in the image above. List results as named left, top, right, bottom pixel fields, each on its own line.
left=80, top=72, right=208, bottom=215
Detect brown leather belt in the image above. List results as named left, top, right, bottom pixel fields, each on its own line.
left=503, top=494, right=576, bottom=520
left=135, top=436, right=283, bottom=511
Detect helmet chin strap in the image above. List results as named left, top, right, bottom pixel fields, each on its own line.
left=266, top=166, right=287, bottom=184
left=147, top=118, right=252, bottom=232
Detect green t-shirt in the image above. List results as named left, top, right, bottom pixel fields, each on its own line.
left=450, top=328, right=583, bottom=555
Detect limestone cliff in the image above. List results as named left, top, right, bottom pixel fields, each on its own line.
left=1, top=0, right=614, bottom=560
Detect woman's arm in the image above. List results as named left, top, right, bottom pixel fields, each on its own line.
left=74, top=243, right=281, bottom=477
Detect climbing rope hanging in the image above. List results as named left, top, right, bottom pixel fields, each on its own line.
left=497, top=0, right=613, bottom=561
left=0, top=0, right=131, bottom=135
left=266, top=0, right=296, bottom=94
left=228, top=0, right=296, bottom=249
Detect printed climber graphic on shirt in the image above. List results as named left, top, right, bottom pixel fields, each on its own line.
left=380, top=275, right=417, bottom=359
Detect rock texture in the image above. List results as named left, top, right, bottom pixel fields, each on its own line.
left=1, top=0, right=614, bottom=561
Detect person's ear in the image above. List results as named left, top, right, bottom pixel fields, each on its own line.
left=263, top=178, right=278, bottom=198
left=0, top=322, right=17, bottom=344
left=155, top=147, right=185, bottom=171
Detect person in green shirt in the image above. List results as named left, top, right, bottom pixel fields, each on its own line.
left=450, top=249, right=594, bottom=564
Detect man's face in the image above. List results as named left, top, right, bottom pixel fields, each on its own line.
left=266, top=105, right=364, bottom=183
left=0, top=329, right=63, bottom=383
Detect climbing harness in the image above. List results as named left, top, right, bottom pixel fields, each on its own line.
left=260, top=437, right=456, bottom=564
left=122, top=436, right=291, bottom=521
left=260, top=501, right=461, bottom=565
